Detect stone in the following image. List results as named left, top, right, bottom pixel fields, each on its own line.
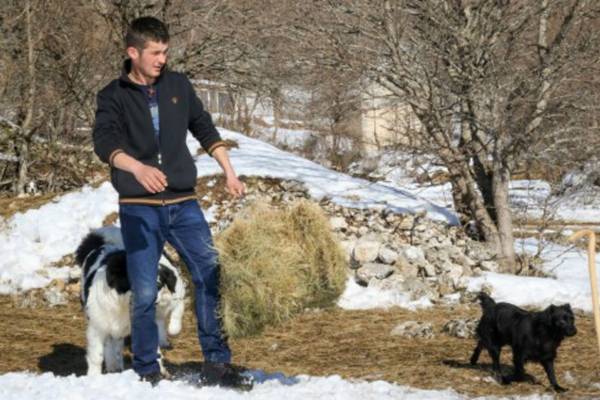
left=280, top=180, right=306, bottom=193
left=442, top=318, right=478, bottom=339
left=339, top=240, right=355, bottom=263
left=43, top=287, right=68, bottom=307
left=378, top=246, right=399, bottom=265
left=384, top=212, right=399, bottom=225
left=329, top=217, right=348, bottom=231
left=480, top=261, right=499, bottom=272
left=445, top=263, right=465, bottom=286
left=420, top=262, right=437, bottom=277
left=50, top=279, right=66, bottom=291
left=68, top=267, right=82, bottom=281
left=352, top=234, right=382, bottom=263
left=390, top=321, right=434, bottom=339
left=394, top=256, right=419, bottom=279
left=368, top=274, right=405, bottom=291
left=401, top=245, right=426, bottom=263
left=426, top=247, right=450, bottom=265
left=355, top=263, right=395, bottom=285
left=66, top=281, right=81, bottom=294
left=436, top=279, right=455, bottom=296
left=398, top=216, right=415, bottom=230
left=414, top=221, right=427, bottom=232
left=400, top=277, right=438, bottom=300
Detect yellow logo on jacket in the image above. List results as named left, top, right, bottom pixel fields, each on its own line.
left=171, top=96, right=178, bottom=104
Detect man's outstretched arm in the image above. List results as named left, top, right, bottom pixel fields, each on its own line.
left=211, top=146, right=245, bottom=198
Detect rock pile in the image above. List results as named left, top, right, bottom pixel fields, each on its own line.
left=26, top=176, right=500, bottom=308
left=200, top=177, right=500, bottom=305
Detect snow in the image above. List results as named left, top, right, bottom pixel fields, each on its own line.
left=0, top=183, right=118, bottom=294
left=0, top=370, right=554, bottom=400
left=1, top=129, right=597, bottom=312
left=337, top=277, right=433, bottom=310
left=194, top=130, right=458, bottom=225
left=352, top=151, right=600, bottom=223
left=255, top=126, right=314, bottom=150
left=468, top=238, right=598, bottom=312
left=0, top=130, right=456, bottom=295
left=0, top=128, right=598, bottom=398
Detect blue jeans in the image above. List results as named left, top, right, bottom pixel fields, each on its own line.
left=119, top=200, right=231, bottom=376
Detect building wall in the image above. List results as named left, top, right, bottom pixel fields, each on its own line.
left=360, top=83, right=421, bottom=153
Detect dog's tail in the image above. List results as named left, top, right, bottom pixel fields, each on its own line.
left=75, top=226, right=124, bottom=266
left=477, top=291, right=496, bottom=311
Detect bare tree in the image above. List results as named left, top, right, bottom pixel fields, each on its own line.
left=283, top=0, right=600, bottom=272
left=303, top=68, right=363, bottom=168
left=0, top=0, right=113, bottom=194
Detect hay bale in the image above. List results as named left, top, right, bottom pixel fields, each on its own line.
left=216, top=200, right=347, bottom=338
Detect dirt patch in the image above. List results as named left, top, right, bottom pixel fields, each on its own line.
left=1, top=295, right=598, bottom=398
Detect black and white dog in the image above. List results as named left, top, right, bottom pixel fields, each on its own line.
left=76, top=226, right=186, bottom=376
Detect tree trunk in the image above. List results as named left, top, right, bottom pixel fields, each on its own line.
left=14, top=0, right=36, bottom=196
left=492, top=165, right=516, bottom=273
left=15, top=139, right=30, bottom=196
left=449, top=180, right=473, bottom=230
left=473, top=157, right=497, bottom=224
left=448, top=163, right=500, bottom=244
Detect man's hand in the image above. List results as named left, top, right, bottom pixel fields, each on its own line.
left=225, top=174, right=245, bottom=198
left=111, top=151, right=167, bottom=193
left=132, top=163, right=168, bottom=193
left=211, top=146, right=245, bottom=198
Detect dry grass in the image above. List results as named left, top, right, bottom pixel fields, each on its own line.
left=0, top=171, right=108, bottom=221
left=216, top=200, right=347, bottom=338
left=1, top=295, right=599, bottom=398
left=0, top=193, right=61, bottom=220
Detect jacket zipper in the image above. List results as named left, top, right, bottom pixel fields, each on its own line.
left=158, top=152, right=165, bottom=206
left=151, top=84, right=166, bottom=206
left=129, top=80, right=167, bottom=204
left=157, top=137, right=165, bottom=206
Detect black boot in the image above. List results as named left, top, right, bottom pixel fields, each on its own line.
left=139, top=371, right=168, bottom=387
left=198, top=362, right=254, bottom=391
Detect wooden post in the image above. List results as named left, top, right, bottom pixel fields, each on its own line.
left=569, top=230, right=600, bottom=354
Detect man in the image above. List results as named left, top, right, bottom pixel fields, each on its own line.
left=93, top=16, right=249, bottom=388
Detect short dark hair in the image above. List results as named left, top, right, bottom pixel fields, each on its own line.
left=125, top=17, right=169, bottom=49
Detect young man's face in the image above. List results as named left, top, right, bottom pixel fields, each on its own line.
left=127, top=40, right=168, bottom=80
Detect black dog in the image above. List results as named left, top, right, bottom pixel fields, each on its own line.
left=470, top=292, right=576, bottom=392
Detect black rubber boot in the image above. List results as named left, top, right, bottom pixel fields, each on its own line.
left=198, top=362, right=254, bottom=391
left=139, top=371, right=167, bottom=387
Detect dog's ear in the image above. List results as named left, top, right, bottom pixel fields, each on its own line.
left=158, top=265, right=177, bottom=293
left=105, top=251, right=130, bottom=294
